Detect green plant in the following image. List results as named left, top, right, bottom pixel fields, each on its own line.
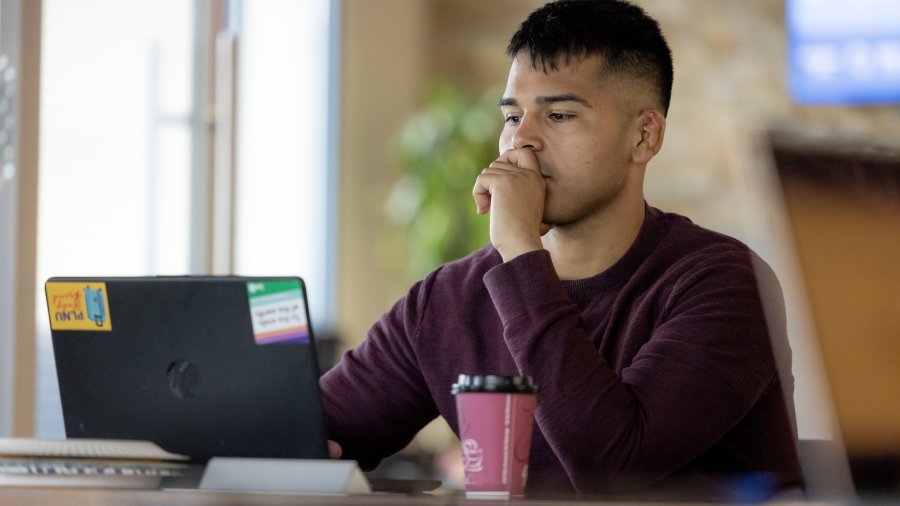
left=381, top=80, right=502, bottom=282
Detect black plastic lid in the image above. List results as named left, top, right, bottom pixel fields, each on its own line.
left=451, top=374, right=538, bottom=394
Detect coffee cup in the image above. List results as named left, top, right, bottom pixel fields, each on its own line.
left=452, top=374, right=538, bottom=498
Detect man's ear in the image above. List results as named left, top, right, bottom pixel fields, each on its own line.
left=632, top=109, right=666, bottom=164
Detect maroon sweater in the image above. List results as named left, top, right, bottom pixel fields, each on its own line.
left=320, top=206, right=801, bottom=498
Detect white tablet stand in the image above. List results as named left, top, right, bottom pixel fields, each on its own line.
left=198, top=458, right=371, bottom=495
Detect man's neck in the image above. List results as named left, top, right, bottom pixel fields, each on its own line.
left=541, top=197, right=646, bottom=281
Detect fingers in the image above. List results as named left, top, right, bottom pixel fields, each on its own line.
left=472, top=167, right=522, bottom=214
left=327, top=440, right=342, bottom=459
left=472, top=147, right=543, bottom=216
left=473, top=183, right=492, bottom=215
left=472, top=148, right=547, bottom=260
left=497, top=147, right=540, bottom=173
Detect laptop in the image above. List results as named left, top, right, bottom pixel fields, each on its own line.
left=769, top=135, right=900, bottom=497
left=44, top=276, right=329, bottom=462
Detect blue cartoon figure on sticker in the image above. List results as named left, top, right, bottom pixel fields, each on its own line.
left=84, top=286, right=106, bottom=327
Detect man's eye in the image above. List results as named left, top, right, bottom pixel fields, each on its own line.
left=504, top=115, right=521, bottom=125
left=550, top=113, right=573, bottom=121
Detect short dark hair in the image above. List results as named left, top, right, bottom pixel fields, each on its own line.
left=507, top=0, right=674, bottom=115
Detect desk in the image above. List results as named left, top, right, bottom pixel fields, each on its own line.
left=0, top=488, right=836, bottom=506
left=0, top=487, right=580, bottom=506
left=2, top=488, right=455, bottom=506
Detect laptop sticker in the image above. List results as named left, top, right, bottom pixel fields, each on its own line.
left=45, top=282, right=113, bottom=331
left=246, top=280, right=309, bottom=345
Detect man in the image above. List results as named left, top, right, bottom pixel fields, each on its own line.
left=321, top=0, right=801, bottom=498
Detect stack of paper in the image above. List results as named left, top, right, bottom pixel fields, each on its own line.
left=0, top=438, right=188, bottom=489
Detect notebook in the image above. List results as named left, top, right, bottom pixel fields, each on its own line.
left=769, top=137, right=900, bottom=496
left=44, top=276, right=329, bottom=463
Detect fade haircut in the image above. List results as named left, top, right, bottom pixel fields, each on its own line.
left=507, top=0, right=674, bottom=115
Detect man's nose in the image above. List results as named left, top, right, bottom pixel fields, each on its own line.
left=511, top=115, right=543, bottom=151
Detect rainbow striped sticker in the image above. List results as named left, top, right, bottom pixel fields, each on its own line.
left=246, top=280, right=309, bottom=345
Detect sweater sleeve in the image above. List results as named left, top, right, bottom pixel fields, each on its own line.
left=318, top=279, right=439, bottom=470
left=483, top=248, right=779, bottom=493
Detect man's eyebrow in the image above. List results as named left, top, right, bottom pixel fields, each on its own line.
left=536, top=94, right=592, bottom=107
left=497, top=94, right=592, bottom=107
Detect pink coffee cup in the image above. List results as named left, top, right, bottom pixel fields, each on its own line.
left=452, top=374, right=538, bottom=499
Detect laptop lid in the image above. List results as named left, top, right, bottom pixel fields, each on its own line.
left=45, top=276, right=329, bottom=462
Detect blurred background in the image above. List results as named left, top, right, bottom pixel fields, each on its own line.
left=1, top=0, right=899, bottom=490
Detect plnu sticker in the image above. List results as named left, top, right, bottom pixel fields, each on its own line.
left=46, top=282, right=113, bottom=331
left=246, top=280, right=309, bottom=345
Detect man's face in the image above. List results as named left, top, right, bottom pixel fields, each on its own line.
left=498, top=53, right=641, bottom=228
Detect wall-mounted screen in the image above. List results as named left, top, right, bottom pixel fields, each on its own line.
left=788, top=0, right=900, bottom=105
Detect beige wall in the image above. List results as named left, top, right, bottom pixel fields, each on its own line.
left=336, top=0, right=430, bottom=351
left=336, top=0, right=900, bottom=442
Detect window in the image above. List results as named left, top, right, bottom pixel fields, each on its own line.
left=36, top=0, right=195, bottom=437
left=35, top=0, right=337, bottom=437
left=233, top=0, right=337, bottom=325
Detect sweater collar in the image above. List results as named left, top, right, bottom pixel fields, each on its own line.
left=561, top=204, right=667, bottom=299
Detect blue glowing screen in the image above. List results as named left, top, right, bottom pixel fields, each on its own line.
left=788, top=0, right=900, bottom=105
